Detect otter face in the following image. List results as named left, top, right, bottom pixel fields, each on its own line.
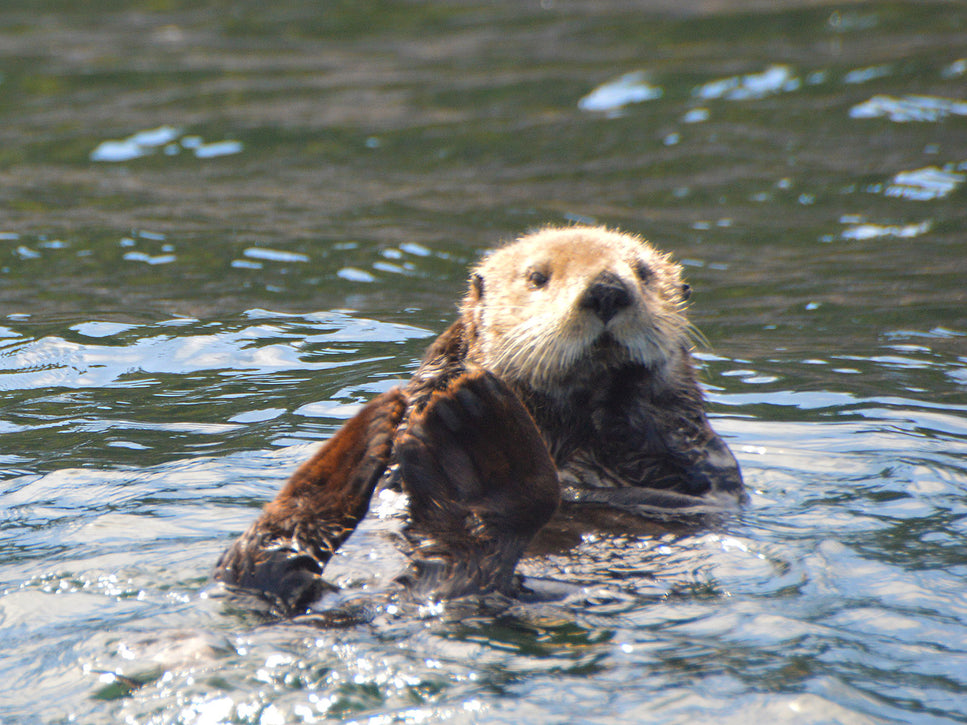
left=462, top=226, right=692, bottom=390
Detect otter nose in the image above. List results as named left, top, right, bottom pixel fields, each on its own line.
left=580, top=271, right=631, bottom=324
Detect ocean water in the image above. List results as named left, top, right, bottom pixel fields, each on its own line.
left=1, top=2, right=966, bottom=723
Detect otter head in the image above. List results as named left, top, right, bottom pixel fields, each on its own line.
left=461, top=226, right=693, bottom=392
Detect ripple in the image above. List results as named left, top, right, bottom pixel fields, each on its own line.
left=242, top=247, right=310, bottom=263
left=942, top=58, right=967, bottom=78
left=15, top=245, right=40, bottom=259
left=399, top=242, right=432, bottom=257
left=122, top=251, right=177, bottom=265
left=337, top=267, right=377, bottom=282
left=850, top=94, right=967, bottom=122
left=842, top=64, right=892, bottom=84
left=884, top=165, right=965, bottom=201
left=693, top=64, right=799, bottom=101
left=228, top=408, right=286, bottom=424
left=70, top=322, right=141, bottom=338
left=682, top=107, right=710, bottom=123
left=0, top=312, right=423, bottom=391
left=192, top=140, right=244, bottom=159
left=840, top=220, right=932, bottom=240
left=578, top=71, right=662, bottom=113
left=90, top=126, right=244, bottom=162
left=90, top=125, right=181, bottom=162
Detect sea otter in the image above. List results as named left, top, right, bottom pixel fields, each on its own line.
left=214, top=226, right=744, bottom=615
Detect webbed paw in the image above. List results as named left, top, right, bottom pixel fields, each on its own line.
left=213, top=531, right=327, bottom=616
left=396, top=369, right=558, bottom=597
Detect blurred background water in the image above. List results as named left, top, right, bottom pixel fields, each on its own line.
left=1, top=1, right=966, bottom=723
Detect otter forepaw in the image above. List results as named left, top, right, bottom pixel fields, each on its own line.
left=213, top=389, right=407, bottom=615
left=400, top=370, right=558, bottom=531
left=395, top=370, right=558, bottom=597
left=213, top=533, right=328, bottom=615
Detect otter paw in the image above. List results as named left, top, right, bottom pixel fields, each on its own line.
left=212, top=388, right=407, bottom=615
left=394, top=370, right=558, bottom=597
left=397, top=369, right=558, bottom=539
left=213, top=535, right=327, bottom=615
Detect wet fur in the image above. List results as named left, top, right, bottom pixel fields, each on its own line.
left=213, top=389, right=406, bottom=615
left=414, top=226, right=744, bottom=514
left=214, top=226, right=743, bottom=613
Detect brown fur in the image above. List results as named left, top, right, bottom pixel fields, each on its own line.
left=395, top=369, right=558, bottom=598
left=214, top=226, right=743, bottom=614
left=408, top=226, right=743, bottom=514
left=213, top=389, right=406, bottom=614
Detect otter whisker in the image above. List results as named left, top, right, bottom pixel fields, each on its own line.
left=682, top=322, right=708, bottom=350
left=494, top=315, right=562, bottom=383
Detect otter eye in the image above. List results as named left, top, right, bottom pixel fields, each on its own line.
left=634, top=261, right=652, bottom=283
left=681, top=283, right=691, bottom=301
left=527, top=269, right=550, bottom=289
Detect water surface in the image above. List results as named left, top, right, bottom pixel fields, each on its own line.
left=1, top=2, right=966, bottom=723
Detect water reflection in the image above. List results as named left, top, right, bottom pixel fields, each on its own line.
left=850, top=93, right=967, bottom=122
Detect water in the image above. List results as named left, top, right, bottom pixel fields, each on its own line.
left=1, top=1, right=966, bottom=723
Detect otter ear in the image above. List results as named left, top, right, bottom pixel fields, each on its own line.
left=681, top=283, right=691, bottom=301
left=469, top=272, right=484, bottom=301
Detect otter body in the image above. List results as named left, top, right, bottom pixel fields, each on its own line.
left=408, top=226, right=743, bottom=512
left=214, top=226, right=743, bottom=614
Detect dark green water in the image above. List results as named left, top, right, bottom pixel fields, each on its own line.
left=1, top=2, right=966, bottom=723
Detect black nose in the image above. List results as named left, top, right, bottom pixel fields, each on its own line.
left=580, top=271, right=631, bottom=324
